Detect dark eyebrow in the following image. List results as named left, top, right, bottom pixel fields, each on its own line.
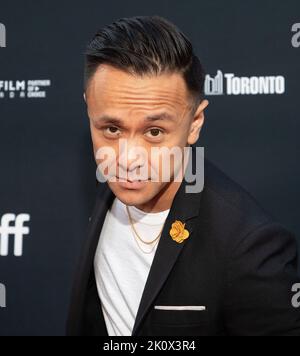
left=94, top=112, right=176, bottom=126
left=95, top=117, right=123, bottom=126
left=144, top=112, right=176, bottom=122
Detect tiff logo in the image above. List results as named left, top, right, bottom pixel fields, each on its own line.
left=205, top=70, right=223, bottom=96
left=205, top=70, right=285, bottom=96
left=0, top=214, right=30, bottom=257
left=0, top=23, right=6, bottom=48
left=0, top=283, right=6, bottom=308
left=291, top=23, right=300, bottom=48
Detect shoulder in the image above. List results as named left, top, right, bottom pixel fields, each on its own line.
left=203, top=158, right=273, bottom=226
left=200, top=158, right=295, bottom=251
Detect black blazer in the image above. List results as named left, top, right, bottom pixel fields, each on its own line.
left=66, top=149, right=300, bottom=336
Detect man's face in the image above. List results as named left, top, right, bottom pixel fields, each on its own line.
left=85, top=64, right=207, bottom=208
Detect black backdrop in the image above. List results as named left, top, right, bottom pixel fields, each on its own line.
left=0, top=0, right=299, bottom=336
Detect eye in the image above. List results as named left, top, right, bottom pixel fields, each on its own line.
left=145, top=128, right=164, bottom=139
left=104, top=126, right=121, bottom=136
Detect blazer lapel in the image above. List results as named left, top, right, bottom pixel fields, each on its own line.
left=132, top=146, right=203, bottom=335
left=67, top=180, right=115, bottom=335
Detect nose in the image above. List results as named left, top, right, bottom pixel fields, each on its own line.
left=117, top=139, right=147, bottom=180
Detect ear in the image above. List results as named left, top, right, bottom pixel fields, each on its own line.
left=187, top=99, right=209, bottom=145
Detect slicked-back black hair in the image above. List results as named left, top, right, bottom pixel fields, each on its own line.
left=84, top=16, right=205, bottom=109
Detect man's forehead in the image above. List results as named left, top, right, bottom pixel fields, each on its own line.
left=86, top=64, right=190, bottom=105
left=92, top=111, right=178, bottom=126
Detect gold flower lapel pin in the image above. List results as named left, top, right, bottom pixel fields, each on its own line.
left=170, top=220, right=190, bottom=244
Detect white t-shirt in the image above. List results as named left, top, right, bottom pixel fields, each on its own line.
left=94, top=197, right=170, bottom=336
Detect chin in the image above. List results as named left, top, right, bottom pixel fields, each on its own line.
left=109, top=183, right=155, bottom=207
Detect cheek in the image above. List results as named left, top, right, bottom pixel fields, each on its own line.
left=90, top=130, right=118, bottom=164
left=149, top=153, right=182, bottom=181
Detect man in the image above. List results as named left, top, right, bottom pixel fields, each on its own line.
left=66, top=16, right=300, bottom=336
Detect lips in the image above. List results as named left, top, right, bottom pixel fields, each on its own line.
left=115, top=176, right=148, bottom=190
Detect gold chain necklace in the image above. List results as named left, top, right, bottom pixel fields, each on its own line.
left=126, top=205, right=165, bottom=245
left=133, top=233, right=160, bottom=255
